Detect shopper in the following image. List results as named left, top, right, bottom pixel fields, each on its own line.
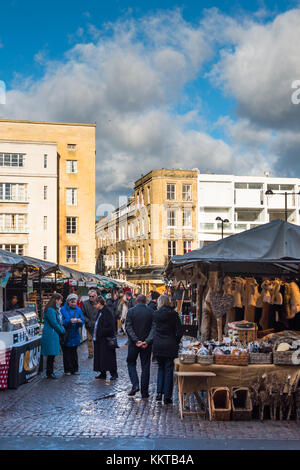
left=60, top=294, right=85, bottom=376
left=125, top=294, right=155, bottom=398
left=152, top=295, right=183, bottom=404
left=148, top=291, right=160, bottom=311
left=81, top=289, right=98, bottom=359
left=41, top=293, right=65, bottom=379
left=125, top=291, right=136, bottom=309
left=93, top=295, right=118, bottom=381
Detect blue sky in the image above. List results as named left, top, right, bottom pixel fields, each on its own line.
left=1, top=1, right=300, bottom=210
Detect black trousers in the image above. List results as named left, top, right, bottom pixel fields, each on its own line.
left=46, top=355, right=55, bottom=377
left=127, top=342, right=152, bottom=395
left=62, top=345, right=78, bottom=373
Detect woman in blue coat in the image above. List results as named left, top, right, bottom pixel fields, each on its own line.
left=41, top=293, right=65, bottom=379
left=60, top=293, right=85, bottom=376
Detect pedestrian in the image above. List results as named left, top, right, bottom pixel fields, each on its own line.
left=81, top=289, right=98, bottom=359
left=125, top=291, right=136, bottom=309
left=41, top=293, right=65, bottom=379
left=147, top=291, right=160, bottom=364
left=60, top=294, right=85, bottom=376
left=152, top=295, right=183, bottom=404
left=93, top=295, right=118, bottom=381
left=118, top=294, right=129, bottom=335
left=125, top=294, right=155, bottom=398
left=147, top=291, right=160, bottom=311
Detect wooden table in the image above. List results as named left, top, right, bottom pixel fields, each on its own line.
left=175, top=371, right=216, bottom=420
left=174, top=359, right=300, bottom=390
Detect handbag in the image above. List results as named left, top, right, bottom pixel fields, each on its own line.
left=106, top=336, right=119, bottom=349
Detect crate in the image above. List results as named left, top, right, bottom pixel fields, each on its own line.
left=249, top=352, right=273, bottom=364
left=231, top=387, right=253, bottom=421
left=196, top=355, right=214, bottom=365
left=209, top=387, right=231, bottom=421
left=214, top=352, right=249, bottom=366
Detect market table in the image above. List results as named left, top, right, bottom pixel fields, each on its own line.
left=174, top=359, right=300, bottom=391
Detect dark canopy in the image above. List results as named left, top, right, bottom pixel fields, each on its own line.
left=166, top=220, right=300, bottom=276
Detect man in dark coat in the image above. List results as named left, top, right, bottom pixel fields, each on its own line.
left=7, top=295, right=20, bottom=310
left=93, top=296, right=118, bottom=380
left=147, top=291, right=160, bottom=311
left=125, top=291, right=136, bottom=309
left=125, top=294, right=155, bottom=398
left=81, top=290, right=98, bottom=359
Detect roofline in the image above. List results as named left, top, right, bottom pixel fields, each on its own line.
left=0, top=139, right=57, bottom=146
left=0, top=118, right=96, bottom=128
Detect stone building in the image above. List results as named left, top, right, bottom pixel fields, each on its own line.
left=0, top=119, right=96, bottom=273
left=96, top=169, right=199, bottom=293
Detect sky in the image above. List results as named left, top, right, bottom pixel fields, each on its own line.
left=0, top=0, right=300, bottom=214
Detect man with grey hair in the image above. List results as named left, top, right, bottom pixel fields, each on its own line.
left=125, top=294, right=155, bottom=398
left=81, top=289, right=98, bottom=358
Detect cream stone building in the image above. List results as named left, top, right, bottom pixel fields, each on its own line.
left=96, top=169, right=199, bottom=293
left=0, top=140, right=57, bottom=261
left=0, top=119, right=96, bottom=272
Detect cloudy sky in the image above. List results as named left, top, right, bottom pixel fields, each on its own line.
left=0, top=0, right=300, bottom=214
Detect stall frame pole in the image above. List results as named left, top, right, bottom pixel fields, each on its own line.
left=38, top=268, right=42, bottom=319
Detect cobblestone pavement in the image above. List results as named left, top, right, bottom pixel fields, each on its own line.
left=1, top=338, right=300, bottom=442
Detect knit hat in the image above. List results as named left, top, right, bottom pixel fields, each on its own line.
left=67, top=293, right=78, bottom=302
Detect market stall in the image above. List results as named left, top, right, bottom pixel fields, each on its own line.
left=165, top=220, right=300, bottom=420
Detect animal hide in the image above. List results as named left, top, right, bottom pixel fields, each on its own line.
left=249, top=278, right=260, bottom=307
left=223, top=276, right=233, bottom=295
left=210, top=291, right=234, bottom=319
left=208, top=271, right=218, bottom=291
left=271, top=279, right=283, bottom=305
left=289, top=282, right=300, bottom=319
left=233, top=278, right=244, bottom=308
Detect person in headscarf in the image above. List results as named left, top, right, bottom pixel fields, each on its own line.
left=60, top=293, right=85, bottom=376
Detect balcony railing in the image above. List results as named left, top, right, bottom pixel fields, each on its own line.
left=0, top=197, right=29, bottom=203
left=0, top=225, right=29, bottom=233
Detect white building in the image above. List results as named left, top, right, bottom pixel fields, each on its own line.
left=0, top=140, right=58, bottom=261
left=198, top=173, right=300, bottom=247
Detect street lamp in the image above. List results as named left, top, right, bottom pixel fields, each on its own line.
left=215, top=217, right=229, bottom=239
left=265, top=189, right=300, bottom=222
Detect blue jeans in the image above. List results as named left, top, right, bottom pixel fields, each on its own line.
left=157, top=356, right=174, bottom=399
left=127, top=342, right=152, bottom=395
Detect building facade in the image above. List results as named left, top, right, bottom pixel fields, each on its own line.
left=0, top=119, right=96, bottom=272
left=0, top=140, right=57, bottom=260
left=96, top=169, right=199, bottom=293
left=198, top=173, right=300, bottom=246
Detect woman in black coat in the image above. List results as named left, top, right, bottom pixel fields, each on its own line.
left=152, top=295, right=183, bottom=404
left=93, top=295, right=118, bottom=380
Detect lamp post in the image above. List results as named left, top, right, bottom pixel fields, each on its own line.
left=265, top=189, right=300, bottom=222
left=215, top=217, right=229, bottom=239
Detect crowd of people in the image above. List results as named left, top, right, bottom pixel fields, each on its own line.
left=40, top=288, right=183, bottom=404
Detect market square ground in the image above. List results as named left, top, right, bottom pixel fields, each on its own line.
left=1, top=338, right=300, bottom=450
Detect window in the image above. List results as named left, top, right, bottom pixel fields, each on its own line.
left=182, top=184, right=192, bottom=201
left=44, top=186, right=48, bottom=200
left=0, top=183, right=26, bottom=202
left=3, top=244, right=24, bottom=255
left=235, top=183, right=247, bottom=189
left=148, top=215, right=151, bottom=233
left=66, top=188, right=77, bottom=206
left=167, top=209, right=176, bottom=227
left=167, top=183, right=176, bottom=200
left=43, top=216, right=47, bottom=230
left=168, top=241, right=176, bottom=260
left=66, top=217, right=77, bottom=234
left=67, top=144, right=76, bottom=151
left=248, top=183, right=263, bottom=189
left=235, top=209, right=262, bottom=222
left=142, top=247, right=146, bottom=265
left=0, top=214, right=26, bottom=232
left=43, top=246, right=47, bottom=260
left=66, top=245, right=78, bottom=263
left=66, top=160, right=78, bottom=174
left=183, top=241, right=192, bottom=254
left=44, top=154, right=47, bottom=168
left=147, top=187, right=150, bottom=204
left=0, top=153, right=24, bottom=167
left=183, top=208, right=192, bottom=227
